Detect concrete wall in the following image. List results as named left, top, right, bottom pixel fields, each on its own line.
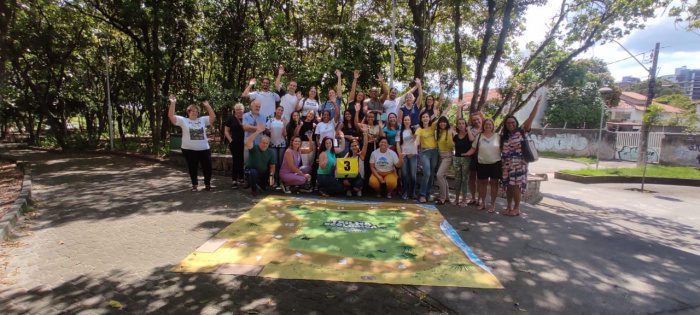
left=660, top=134, right=700, bottom=167
left=528, top=128, right=616, bottom=159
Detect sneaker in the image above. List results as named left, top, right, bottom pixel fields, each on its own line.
left=282, top=184, right=291, bottom=194
left=387, top=193, right=392, bottom=199
left=346, top=190, right=352, bottom=197
left=231, top=181, right=239, bottom=189
left=401, top=194, right=408, bottom=200
left=356, top=191, right=362, bottom=197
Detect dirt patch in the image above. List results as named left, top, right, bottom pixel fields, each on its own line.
left=0, top=162, right=23, bottom=220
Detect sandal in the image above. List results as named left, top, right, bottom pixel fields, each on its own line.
left=191, top=186, right=198, bottom=192
left=419, top=196, right=427, bottom=203
left=501, top=210, right=520, bottom=217
left=204, top=186, right=212, bottom=191
left=467, top=200, right=478, bottom=206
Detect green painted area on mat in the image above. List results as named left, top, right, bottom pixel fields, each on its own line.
left=287, top=205, right=417, bottom=261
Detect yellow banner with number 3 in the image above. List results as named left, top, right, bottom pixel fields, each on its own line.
left=335, top=157, right=359, bottom=178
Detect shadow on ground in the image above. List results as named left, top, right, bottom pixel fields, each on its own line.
left=1, top=148, right=699, bottom=314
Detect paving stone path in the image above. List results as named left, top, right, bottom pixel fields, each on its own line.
left=1, top=148, right=699, bottom=314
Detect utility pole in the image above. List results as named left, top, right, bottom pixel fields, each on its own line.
left=638, top=42, right=660, bottom=190
left=103, top=42, right=114, bottom=151
left=389, top=0, right=397, bottom=88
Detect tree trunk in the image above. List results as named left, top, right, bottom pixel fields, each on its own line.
left=477, top=0, right=515, bottom=111
left=409, top=0, right=426, bottom=80
left=452, top=0, right=463, bottom=104
left=470, top=0, right=496, bottom=112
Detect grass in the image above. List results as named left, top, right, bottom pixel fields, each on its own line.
left=539, top=151, right=597, bottom=164
left=561, top=165, right=700, bottom=179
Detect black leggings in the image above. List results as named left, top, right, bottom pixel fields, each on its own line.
left=229, top=142, right=244, bottom=181
left=181, top=148, right=212, bottom=187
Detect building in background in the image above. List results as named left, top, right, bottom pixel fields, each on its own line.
left=617, top=76, right=641, bottom=90
left=672, top=66, right=700, bottom=100
left=608, top=91, right=685, bottom=131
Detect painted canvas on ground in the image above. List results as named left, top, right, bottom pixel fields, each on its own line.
left=174, top=196, right=502, bottom=288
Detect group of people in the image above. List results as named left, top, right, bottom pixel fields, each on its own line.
left=167, top=66, right=541, bottom=216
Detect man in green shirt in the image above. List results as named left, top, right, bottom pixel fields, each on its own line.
left=245, top=124, right=276, bottom=196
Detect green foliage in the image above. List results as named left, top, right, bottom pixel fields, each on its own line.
left=656, top=94, right=698, bottom=131
left=544, top=83, right=606, bottom=129
left=643, top=103, right=665, bottom=125
left=627, top=79, right=685, bottom=97
left=668, top=0, right=700, bottom=31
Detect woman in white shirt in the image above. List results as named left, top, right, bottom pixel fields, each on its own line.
left=465, top=118, right=500, bottom=212
left=298, top=86, right=320, bottom=117
left=399, top=115, right=418, bottom=200
left=266, top=106, right=287, bottom=187
left=369, top=137, right=404, bottom=198
left=167, top=95, right=216, bottom=191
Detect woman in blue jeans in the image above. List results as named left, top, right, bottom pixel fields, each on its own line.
left=415, top=112, right=438, bottom=203
left=399, top=115, right=418, bottom=199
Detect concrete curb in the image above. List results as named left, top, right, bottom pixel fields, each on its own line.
left=554, top=171, right=700, bottom=187
left=0, top=160, right=33, bottom=241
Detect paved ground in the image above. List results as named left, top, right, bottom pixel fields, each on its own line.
left=0, top=149, right=698, bottom=314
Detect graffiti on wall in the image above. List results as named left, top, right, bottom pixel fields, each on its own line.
left=671, top=144, right=700, bottom=166
left=616, top=146, right=659, bottom=163
left=531, top=134, right=590, bottom=152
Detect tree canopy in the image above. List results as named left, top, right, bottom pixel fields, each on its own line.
left=0, top=0, right=672, bottom=150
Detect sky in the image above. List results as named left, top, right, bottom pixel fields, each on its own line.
left=518, top=1, right=700, bottom=82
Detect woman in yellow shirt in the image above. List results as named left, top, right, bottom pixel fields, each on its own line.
left=435, top=116, right=455, bottom=204
left=414, top=112, right=438, bottom=203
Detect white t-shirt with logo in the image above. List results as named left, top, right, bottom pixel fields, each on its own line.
left=280, top=93, right=298, bottom=122
left=400, top=129, right=417, bottom=155
left=176, top=116, right=210, bottom=151
left=370, top=149, right=399, bottom=173
left=266, top=117, right=286, bottom=147
left=315, top=120, right=336, bottom=143
left=299, top=98, right=320, bottom=117
left=382, top=96, right=404, bottom=116
left=249, top=91, right=281, bottom=121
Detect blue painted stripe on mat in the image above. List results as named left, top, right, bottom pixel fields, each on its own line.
left=440, top=220, right=495, bottom=274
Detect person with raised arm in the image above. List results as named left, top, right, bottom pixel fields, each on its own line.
left=383, top=78, right=420, bottom=118
left=420, top=84, right=445, bottom=123
left=342, top=129, right=369, bottom=197
left=316, top=133, right=346, bottom=197
left=364, top=73, right=388, bottom=117
left=167, top=95, right=216, bottom=191
left=266, top=105, right=287, bottom=189
left=397, top=79, right=423, bottom=129
left=299, top=86, right=321, bottom=117
left=275, top=65, right=302, bottom=122
left=346, top=70, right=366, bottom=123
left=241, top=76, right=281, bottom=122
left=244, top=124, right=276, bottom=196
left=500, top=97, right=542, bottom=216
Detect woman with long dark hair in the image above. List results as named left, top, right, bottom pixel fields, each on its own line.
left=500, top=97, right=542, bottom=216
left=343, top=130, right=369, bottom=197
left=280, top=136, right=313, bottom=193
left=224, top=103, right=245, bottom=188
left=167, top=95, right=215, bottom=191
left=415, top=112, right=438, bottom=203
left=399, top=115, right=418, bottom=200
left=435, top=116, right=455, bottom=205
left=338, top=109, right=359, bottom=156
left=317, top=136, right=346, bottom=197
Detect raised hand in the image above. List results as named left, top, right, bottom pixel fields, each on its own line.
left=278, top=65, right=285, bottom=76
left=377, top=73, right=384, bottom=82
left=249, top=78, right=257, bottom=86
left=440, top=82, right=446, bottom=90
left=353, top=70, right=360, bottom=79
left=354, top=102, right=361, bottom=112
left=335, top=69, right=342, bottom=77
left=168, top=95, right=176, bottom=104
left=201, top=100, right=210, bottom=107
left=256, top=123, right=266, bottom=133
left=415, top=78, right=421, bottom=86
